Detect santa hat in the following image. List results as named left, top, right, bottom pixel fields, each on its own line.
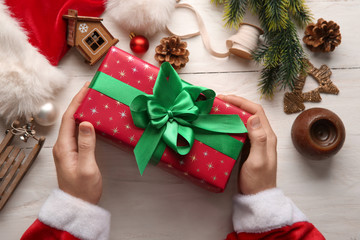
left=0, top=0, right=106, bottom=122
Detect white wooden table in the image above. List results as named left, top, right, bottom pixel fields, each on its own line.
left=1, top=1, right=360, bottom=239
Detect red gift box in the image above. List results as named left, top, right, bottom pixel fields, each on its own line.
left=74, top=47, right=250, bottom=192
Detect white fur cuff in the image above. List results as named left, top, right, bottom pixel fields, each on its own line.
left=39, top=189, right=110, bottom=240
left=232, top=188, right=307, bottom=233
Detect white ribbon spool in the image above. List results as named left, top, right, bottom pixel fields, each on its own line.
left=167, top=3, right=263, bottom=60
left=226, top=23, right=263, bottom=59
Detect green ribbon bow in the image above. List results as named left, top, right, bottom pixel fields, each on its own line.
left=89, top=62, right=247, bottom=175
left=129, top=62, right=247, bottom=174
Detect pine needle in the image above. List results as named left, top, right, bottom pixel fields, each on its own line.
left=223, top=0, right=248, bottom=28
left=264, top=0, right=290, bottom=31
left=211, top=0, right=225, bottom=6
left=289, top=0, right=313, bottom=27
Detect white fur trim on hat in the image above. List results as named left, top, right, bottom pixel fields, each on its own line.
left=38, top=189, right=111, bottom=240
left=232, top=188, right=308, bottom=233
left=106, top=0, right=176, bottom=36
left=0, top=1, right=66, bottom=123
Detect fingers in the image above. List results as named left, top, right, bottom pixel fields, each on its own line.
left=246, top=116, right=268, bottom=164
left=77, top=121, right=97, bottom=170
left=57, top=82, right=90, bottom=146
left=218, top=94, right=275, bottom=136
left=218, top=95, right=260, bottom=114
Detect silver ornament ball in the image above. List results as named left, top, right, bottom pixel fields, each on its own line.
left=34, top=102, right=58, bottom=126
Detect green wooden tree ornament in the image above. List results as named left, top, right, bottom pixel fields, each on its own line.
left=212, top=0, right=313, bottom=98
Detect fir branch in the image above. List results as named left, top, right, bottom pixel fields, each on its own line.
left=252, top=44, right=268, bottom=63
left=211, top=0, right=312, bottom=97
left=258, top=65, right=280, bottom=98
left=247, top=0, right=262, bottom=15
left=223, top=0, right=248, bottom=28
left=289, top=0, right=313, bottom=28
left=277, top=20, right=305, bottom=90
left=264, top=44, right=283, bottom=68
left=211, top=0, right=225, bottom=6
left=264, top=0, right=290, bottom=31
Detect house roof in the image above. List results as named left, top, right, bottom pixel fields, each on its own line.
left=63, top=9, right=103, bottom=22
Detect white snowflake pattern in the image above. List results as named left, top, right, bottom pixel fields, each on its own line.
left=148, top=75, right=154, bottom=81
left=224, top=172, right=229, bottom=176
left=119, top=111, right=127, bottom=118
left=104, top=104, right=110, bottom=109
left=203, top=151, right=208, bottom=157
left=116, top=60, right=120, bottom=64
left=129, top=135, right=135, bottom=143
left=207, top=162, right=214, bottom=170
left=88, top=97, right=92, bottom=101
left=109, top=117, right=113, bottom=121
left=225, top=103, right=231, bottom=108
left=137, top=80, right=141, bottom=84
left=90, top=107, right=98, bottom=115
left=78, top=23, right=88, bottom=33
left=213, top=105, right=220, bottom=112
left=127, top=56, right=134, bottom=62
left=144, top=64, right=150, bottom=70
left=212, top=176, right=217, bottom=181
left=112, top=127, right=119, bottom=135
left=132, top=67, right=137, bottom=73
left=96, top=121, right=101, bottom=126
left=125, top=124, right=131, bottom=129
left=116, top=101, right=122, bottom=106
left=190, top=155, right=197, bottom=162
left=104, top=64, right=108, bottom=68
left=119, top=71, right=126, bottom=78
left=79, top=112, right=84, bottom=118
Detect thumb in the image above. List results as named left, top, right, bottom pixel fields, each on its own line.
left=246, top=116, right=268, bottom=161
left=78, top=122, right=96, bottom=167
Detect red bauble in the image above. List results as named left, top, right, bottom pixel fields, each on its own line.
left=130, top=35, right=149, bottom=54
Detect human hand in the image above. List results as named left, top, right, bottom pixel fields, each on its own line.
left=218, top=95, right=277, bottom=195
left=53, top=82, right=102, bottom=204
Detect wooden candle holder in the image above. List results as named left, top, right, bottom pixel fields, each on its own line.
left=291, top=108, right=345, bottom=160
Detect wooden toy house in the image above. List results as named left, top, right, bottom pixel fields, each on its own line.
left=63, top=9, right=119, bottom=65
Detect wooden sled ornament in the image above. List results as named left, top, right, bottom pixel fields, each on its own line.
left=0, top=120, right=45, bottom=210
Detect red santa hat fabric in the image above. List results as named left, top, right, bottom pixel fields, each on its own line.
left=0, top=0, right=106, bottom=122
left=5, top=0, right=106, bottom=66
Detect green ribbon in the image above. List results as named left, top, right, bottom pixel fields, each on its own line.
left=90, top=62, right=247, bottom=175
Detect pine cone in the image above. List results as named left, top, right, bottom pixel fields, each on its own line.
left=155, top=36, right=189, bottom=70
left=303, top=18, right=341, bottom=52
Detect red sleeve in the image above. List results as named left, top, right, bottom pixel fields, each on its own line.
left=227, top=188, right=325, bottom=240
left=21, top=219, right=80, bottom=240
left=21, top=189, right=110, bottom=240
left=226, top=222, right=325, bottom=240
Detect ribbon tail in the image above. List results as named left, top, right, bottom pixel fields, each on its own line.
left=194, top=129, right=244, bottom=160
left=134, top=126, right=165, bottom=175
left=192, top=114, right=248, bottom=133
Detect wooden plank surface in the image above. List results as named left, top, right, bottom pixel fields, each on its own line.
left=0, top=0, right=360, bottom=239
